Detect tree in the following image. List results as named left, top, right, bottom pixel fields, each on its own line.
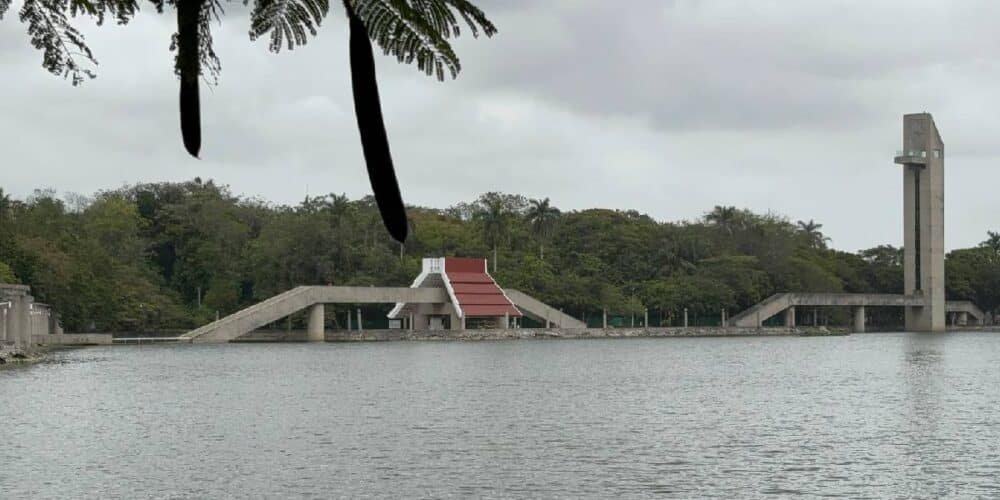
left=705, top=205, right=739, bottom=234
left=525, top=198, right=559, bottom=260
left=0, top=261, right=18, bottom=283
left=797, top=219, right=830, bottom=249
left=0, top=187, right=12, bottom=264
left=473, top=192, right=515, bottom=272
left=2, top=0, right=497, bottom=243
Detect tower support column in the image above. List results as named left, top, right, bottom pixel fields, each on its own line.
left=853, top=306, right=866, bottom=333
left=307, top=304, right=325, bottom=342
left=895, top=113, right=946, bottom=332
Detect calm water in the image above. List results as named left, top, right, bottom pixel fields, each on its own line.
left=2, top=333, right=1000, bottom=498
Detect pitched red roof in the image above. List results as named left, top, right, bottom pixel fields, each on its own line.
left=444, top=257, right=521, bottom=317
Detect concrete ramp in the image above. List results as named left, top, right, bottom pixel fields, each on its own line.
left=182, top=286, right=449, bottom=343
left=504, top=289, right=586, bottom=328
left=946, top=301, right=986, bottom=325
left=729, top=294, right=792, bottom=328
left=731, top=292, right=969, bottom=330
left=182, top=287, right=314, bottom=343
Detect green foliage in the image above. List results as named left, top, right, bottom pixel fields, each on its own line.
left=2, top=179, right=999, bottom=331
left=6, top=0, right=496, bottom=86
left=0, top=261, right=18, bottom=283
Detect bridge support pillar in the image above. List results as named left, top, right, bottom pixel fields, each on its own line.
left=307, top=304, right=325, bottom=342
left=683, top=308, right=688, bottom=328
left=357, top=308, right=363, bottom=331
left=958, top=311, right=969, bottom=327
left=784, top=306, right=796, bottom=328
left=602, top=309, right=607, bottom=329
left=853, top=306, right=866, bottom=333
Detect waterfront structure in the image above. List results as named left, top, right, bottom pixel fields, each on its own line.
left=1, top=284, right=61, bottom=350
left=181, top=257, right=582, bottom=343
left=894, top=113, right=946, bottom=331
left=388, top=257, right=522, bottom=330
left=731, top=113, right=980, bottom=332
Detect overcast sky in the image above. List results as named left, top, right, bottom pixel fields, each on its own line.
left=2, top=0, right=999, bottom=252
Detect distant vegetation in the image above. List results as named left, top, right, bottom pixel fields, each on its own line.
left=0, top=181, right=998, bottom=331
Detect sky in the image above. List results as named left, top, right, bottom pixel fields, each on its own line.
left=2, top=0, right=1000, bottom=252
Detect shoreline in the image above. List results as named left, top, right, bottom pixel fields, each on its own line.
left=234, top=326, right=853, bottom=343
left=0, top=344, right=45, bottom=366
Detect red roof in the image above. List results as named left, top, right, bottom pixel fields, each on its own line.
left=444, top=257, right=521, bottom=318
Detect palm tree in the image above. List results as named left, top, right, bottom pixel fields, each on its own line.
left=981, top=231, right=1000, bottom=256
left=526, top=198, right=560, bottom=260
left=7, top=0, right=497, bottom=244
left=474, top=193, right=512, bottom=273
left=0, top=188, right=9, bottom=263
left=705, top=206, right=738, bottom=235
left=796, top=219, right=830, bottom=249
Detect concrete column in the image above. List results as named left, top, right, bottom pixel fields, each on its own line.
left=721, top=308, right=727, bottom=326
left=959, top=311, right=969, bottom=327
left=356, top=308, right=363, bottom=331
left=784, top=306, right=796, bottom=328
left=813, top=308, right=819, bottom=326
left=346, top=310, right=352, bottom=331
left=12, top=297, right=30, bottom=349
left=504, top=312, right=509, bottom=329
left=408, top=313, right=414, bottom=331
left=602, top=309, right=608, bottom=329
left=461, top=316, right=466, bottom=330
left=896, top=114, right=946, bottom=332
left=853, top=306, right=866, bottom=333
left=683, top=308, right=688, bottom=327
left=644, top=309, right=649, bottom=328
left=307, top=304, right=325, bottom=342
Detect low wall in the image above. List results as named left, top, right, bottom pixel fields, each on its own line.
left=33, top=334, right=113, bottom=346
left=234, top=326, right=846, bottom=343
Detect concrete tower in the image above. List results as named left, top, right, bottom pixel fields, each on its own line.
left=894, top=113, right=945, bottom=332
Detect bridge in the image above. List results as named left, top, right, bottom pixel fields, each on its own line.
left=728, top=293, right=985, bottom=332
left=181, top=285, right=581, bottom=343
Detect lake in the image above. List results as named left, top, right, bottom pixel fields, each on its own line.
left=2, top=332, right=1000, bottom=498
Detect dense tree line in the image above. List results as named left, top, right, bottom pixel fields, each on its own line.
left=0, top=180, right=998, bottom=331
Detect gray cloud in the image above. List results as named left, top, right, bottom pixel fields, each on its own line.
left=2, top=1, right=999, bottom=252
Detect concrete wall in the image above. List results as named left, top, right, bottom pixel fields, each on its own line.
left=317, top=326, right=844, bottom=342
left=32, top=334, right=113, bottom=346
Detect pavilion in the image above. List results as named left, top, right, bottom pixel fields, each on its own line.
left=388, top=257, right=522, bottom=330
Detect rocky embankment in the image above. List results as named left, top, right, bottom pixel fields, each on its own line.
left=0, top=344, right=42, bottom=366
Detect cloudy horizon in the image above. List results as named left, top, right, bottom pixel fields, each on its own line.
left=3, top=0, right=1000, bottom=252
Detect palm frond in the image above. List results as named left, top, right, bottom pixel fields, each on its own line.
left=249, top=0, right=330, bottom=52
left=344, top=0, right=407, bottom=242
left=357, top=0, right=496, bottom=80
left=174, top=0, right=202, bottom=157
left=68, top=0, right=139, bottom=25
left=0, top=0, right=12, bottom=19
left=247, top=0, right=496, bottom=79
left=19, top=0, right=98, bottom=85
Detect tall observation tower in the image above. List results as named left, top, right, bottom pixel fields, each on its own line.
left=894, top=113, right=945, bottom=332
